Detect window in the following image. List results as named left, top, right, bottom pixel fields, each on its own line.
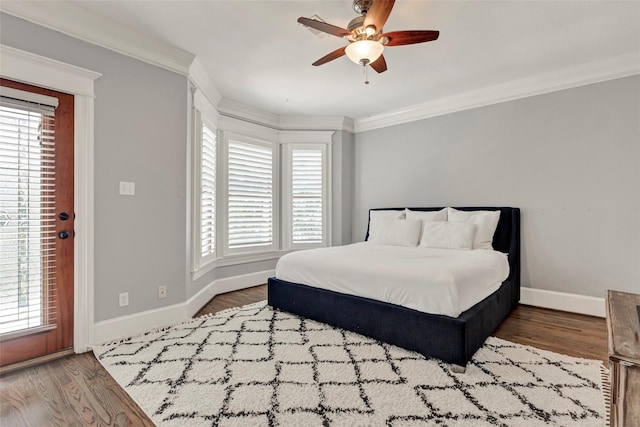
left=226, top=136, right=276, bottom=254
left=283, top=143, right=330, bottom=249
left=193, top=116, right=332, bottom=266
left=200, top=121, right=216, bottom=259
left=192, top=89, right=219, bottom=273
left=0, top=87, right=58, bottom=337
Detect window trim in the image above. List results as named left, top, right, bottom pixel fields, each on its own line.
left=221, top=131, right=279, bottom=257
left=191, top=89, right=219, bottom=276
left=282, top=143, right=332, bottom=250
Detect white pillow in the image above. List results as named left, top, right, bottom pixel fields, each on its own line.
left=368, top=209, right=405, bottom=239
left=370, top=209, right=405, bottom=221
left=419, top=222, right=476, bottom=250
left=369, top=219, right=422, bottom=247
left=447, top=208, right=500, bottom=250
left=405, top=208, right=447, bottom=222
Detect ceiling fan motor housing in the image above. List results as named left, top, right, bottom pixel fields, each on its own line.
left=348, top=16, right=366, bottom=33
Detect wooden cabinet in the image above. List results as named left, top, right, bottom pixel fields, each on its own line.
left=606, top=290, right=640, bottom=427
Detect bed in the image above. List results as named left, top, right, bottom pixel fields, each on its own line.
left=268, top=207, right=520, bottom=370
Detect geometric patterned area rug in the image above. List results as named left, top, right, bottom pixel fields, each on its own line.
left=93, top=301, right=608, bottom=426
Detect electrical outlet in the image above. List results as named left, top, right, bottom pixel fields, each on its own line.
left=158, top=285, right=167, bottom=299
left=119, top=292, right=129, bottom=307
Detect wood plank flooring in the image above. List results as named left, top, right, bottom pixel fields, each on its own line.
left=493, top=304, right=607, bottom=361
left=1, top=284, right=607, bottom=426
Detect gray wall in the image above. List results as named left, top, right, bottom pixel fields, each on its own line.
left=354, top=75, right=640, bottom=298
left=1, top=14, right=189, bottom=321
left=332, top=130, right=354, bottom=246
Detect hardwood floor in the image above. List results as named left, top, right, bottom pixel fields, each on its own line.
left=0, top=284, right=607, bottom=426
left=493, top=304, right=607, bottom=362
left=194, top=284, right=267, bottom=317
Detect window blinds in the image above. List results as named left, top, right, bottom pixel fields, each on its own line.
left=200, top=123, right=216, bottom=258
left=0, top=94, right=57, bottom=338
left=228, top=140, right=273, bottom=249
left=291, top=149, right=323, bottom=243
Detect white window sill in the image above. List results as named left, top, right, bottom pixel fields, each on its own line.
left=217, top=250, right=286, bottom=267
left=191, top=250, right=287, bottom=281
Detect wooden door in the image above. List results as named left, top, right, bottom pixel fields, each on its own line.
left=0, top=78, right=74, bottom=367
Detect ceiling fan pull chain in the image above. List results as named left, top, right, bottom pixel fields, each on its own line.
left=364, top=63, right=370, bottom=85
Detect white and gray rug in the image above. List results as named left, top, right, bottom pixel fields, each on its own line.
left=93, top=301, right=608, bottom=426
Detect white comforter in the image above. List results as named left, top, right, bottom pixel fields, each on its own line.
left=275, top=242, right=510, bottom=318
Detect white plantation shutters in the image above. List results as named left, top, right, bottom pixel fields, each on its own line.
left=200, top=122, right=216, bottom=258
left=0, top=88, right=58, bottom=337
left=192, top=89, right=219, bottom=273
left=227, top=139, right=274, bottom=250
left=291, top=150, right=323, bottom=243
left=283, top=143, right=329, bottom=249
left=194, top=124, right=331, bottom=264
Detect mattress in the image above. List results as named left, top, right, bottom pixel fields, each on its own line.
left=275, top=242, right=510, bottom=317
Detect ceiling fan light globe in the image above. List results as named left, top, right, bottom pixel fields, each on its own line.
left=345, top=40, right=384, bottom=65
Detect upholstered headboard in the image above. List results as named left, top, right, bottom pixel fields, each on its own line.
left=365, top=207, right=521, bottom=303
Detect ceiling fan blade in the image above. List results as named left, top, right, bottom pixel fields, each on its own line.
left=383, top=30, right=440, bottom=46
left=312, top=46, right=347, bottom=66
left=298, top=17, right=351, bottom=38
left=363, top=0, right=395, bottom=32
left=370, top=55, right=387, bottom=73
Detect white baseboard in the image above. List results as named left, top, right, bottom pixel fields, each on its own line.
left=92, top=270, right=274, bottom=347
left=93, top=277, right=602, bottom=347
left=520, top=287, right=605, bottom=318
left=186, top=269, right=274, bottom=317
left=92, top=302, right=188, bottom=346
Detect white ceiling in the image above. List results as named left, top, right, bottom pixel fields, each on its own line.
left=24, top=1, right=640, bottom=118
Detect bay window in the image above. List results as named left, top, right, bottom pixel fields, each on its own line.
left=192, top=107, right=333, bottom=271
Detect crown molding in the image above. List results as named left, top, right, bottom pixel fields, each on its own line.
left=278, top=130, right=335, bottom=144
left=354, top=50, right=640, bottom=133
left=279, top=115, right=355, bottom=133
left=189, top=57, right=222, bottom=109
left=0, top=0, right=194, bottom=76
left=218, top=98, right=281, bottom=129
left=217, top=97, right=353, bottom=132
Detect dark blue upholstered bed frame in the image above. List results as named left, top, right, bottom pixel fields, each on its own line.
left=268, top=207, right=520, bottom=368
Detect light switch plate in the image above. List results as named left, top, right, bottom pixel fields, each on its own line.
left=119, top=181, right=135, bottom=196
left=119, top=292, right=129, bottom=307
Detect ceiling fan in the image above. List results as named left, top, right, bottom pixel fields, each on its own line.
left=298, top=0, right=439, bottom=76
